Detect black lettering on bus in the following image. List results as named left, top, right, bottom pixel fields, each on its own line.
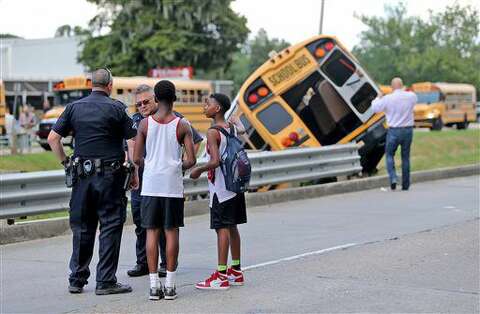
left=268, top=55, right=312, bottom=87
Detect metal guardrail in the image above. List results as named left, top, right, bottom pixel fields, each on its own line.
left=0, top=144, right=361, bottom=219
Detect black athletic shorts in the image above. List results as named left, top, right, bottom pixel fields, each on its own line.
left=210, top=193, right=247, bottom=229
left=141, top=196, right=184, bottom=229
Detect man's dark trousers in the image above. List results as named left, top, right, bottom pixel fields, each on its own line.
left=131, top=188, right=167, bottom=268
left=69, top=169, right=127, bottom=287
left=385, top=127, right=413, bottom=189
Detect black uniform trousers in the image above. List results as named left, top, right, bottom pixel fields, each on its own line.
left=131, top=188, right=167, bottom=268
left=68, top=169, right=127, bottom=287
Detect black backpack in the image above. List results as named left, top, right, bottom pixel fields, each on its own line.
left=210, top=124, right=251, bottom=193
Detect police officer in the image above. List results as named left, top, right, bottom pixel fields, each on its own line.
left=48, top=69, right=137, bottom=295
left=126, top=84, right=203, bottom=277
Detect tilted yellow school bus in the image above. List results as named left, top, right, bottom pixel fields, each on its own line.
left=37, top=75, right=227, bottom=150
left=412, top=82, right=477, bottom=130
left=228, top=35, right=387, bottom=173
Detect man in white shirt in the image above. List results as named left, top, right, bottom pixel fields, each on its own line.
left=372, top=77, right=417, bottom=190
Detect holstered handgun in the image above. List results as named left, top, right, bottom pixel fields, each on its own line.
left=123, top=161, right=135, bottom=191
left=64, top=156, right=76, bottom=188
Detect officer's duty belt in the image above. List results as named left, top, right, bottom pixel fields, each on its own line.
left=75, top=158, right=123, bottom=177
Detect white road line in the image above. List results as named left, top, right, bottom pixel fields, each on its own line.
left=243, top=243, right=357, bottom=271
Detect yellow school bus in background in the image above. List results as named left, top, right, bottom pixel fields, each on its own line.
left=412, top=82, right=477, bottom=130
left=0, top=81, right=6, bottom=134
left=37, top=75, right=229, bottom=150
left=229, top=35, right=387, bottom=173
left=379, top=85, right=393, bottom=95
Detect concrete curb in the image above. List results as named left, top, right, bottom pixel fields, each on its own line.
left=2, top=164, right=478, bottom=245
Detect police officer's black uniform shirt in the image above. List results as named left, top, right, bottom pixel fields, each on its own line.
left=53, top=90, right=136, bottom=161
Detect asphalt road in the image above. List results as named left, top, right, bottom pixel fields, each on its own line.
left=1, top=175, right=479, bottom=313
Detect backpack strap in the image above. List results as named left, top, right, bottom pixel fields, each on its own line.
left=209, top=125, right=234, bottom=138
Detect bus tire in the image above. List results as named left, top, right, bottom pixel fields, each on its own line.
left=457, top=116, right=468, bottom=130
left=431, top=117, right=443, bottom=131
left=360, top=144, right=385, bottom=175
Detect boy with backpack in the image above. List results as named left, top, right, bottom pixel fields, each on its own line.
left=189, top=93, right=250, bottom=290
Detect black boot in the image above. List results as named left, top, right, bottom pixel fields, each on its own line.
left=127, top=264, right=149, bottom=277
left=95, top=282, right=133, bottom=295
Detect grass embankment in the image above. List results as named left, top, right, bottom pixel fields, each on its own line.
left=0, top=152, right=63, bottom=172
left=0, top=147, right=74, bottom=173
left=377, top=128, right=480, bottom=175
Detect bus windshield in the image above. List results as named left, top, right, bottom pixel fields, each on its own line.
left=415, top=92, right=440, bottom=104
left=54, top=90, right=91, bottom=105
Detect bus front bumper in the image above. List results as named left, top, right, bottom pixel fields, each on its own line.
left=414, top=119, right=435, bottom=128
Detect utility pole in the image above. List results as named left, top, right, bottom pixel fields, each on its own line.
left=319, top=0, right=325, bottom=34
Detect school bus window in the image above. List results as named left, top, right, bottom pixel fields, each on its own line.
left=256, top=102, right=293, bottom=134
left=239, top=114, right=269, bottom=150
left=180, top=90, right=188, bottom=102
left=350, top=83, right=377, bottom=114
left=189, top=90, right=195, bottom=102
left=239, top=114, right=252, bottom=131
left=195, top=90, right=202, bottom=103
left=201, top=90, right=209, bottom=103
left=416, top=91, right=441, bottom=104
left=55, top=90, right=90, bottom=105
left=320, top=49, right=356, bottom=87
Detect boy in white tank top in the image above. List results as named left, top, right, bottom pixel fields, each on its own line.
left=190, top=93, right=247, bottom=290
left=133, top=80, right=196, bottom=300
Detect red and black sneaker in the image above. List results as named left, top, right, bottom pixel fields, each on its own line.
left=227, top=267, right=244, bottom=286
left=195, top=271, right=230, bottom=290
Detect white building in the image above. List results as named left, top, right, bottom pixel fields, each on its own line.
left=0, top=36, right=86, bottom=109
left=1, top=36, right=85, bottom=81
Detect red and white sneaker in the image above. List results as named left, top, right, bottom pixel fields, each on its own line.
left=227, top=267, right=244, bottom=286
left=195, top=271, right=230, bottom=290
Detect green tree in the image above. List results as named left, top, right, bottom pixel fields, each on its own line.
left=222, top=28, right=290, bottom=92
left=78, top=0, right=249, bottom=76
left=55, top=25, right=73, bottom=37
left=353, top=2, right=480, bottom=92
left=0, top=33, right=22, bottom=39
left=55, top=25, right=90, bottom=37
left=248, top=28, right=290, bottom=73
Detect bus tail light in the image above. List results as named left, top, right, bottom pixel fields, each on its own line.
left=257, top=86, right=269, bottom=97
left=314, top=48, right=326, bottom=58
left=324, top=41, right=334, bottom=51
left=248, top=93, right=259, bottom=104
left=281, top=137, right=293, bottom=147
left=288, top=131, right=299, bottom=142
left=244, top=79, right=272, bottom=108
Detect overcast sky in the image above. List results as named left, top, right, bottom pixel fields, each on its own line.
left=1, top=0, right=478, bottom=50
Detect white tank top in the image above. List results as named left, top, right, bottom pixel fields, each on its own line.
left=207, top=126, right=237, bottom=207
left=141, top=116, right=183, bottom=198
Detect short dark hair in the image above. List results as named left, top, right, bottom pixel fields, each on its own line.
left=210, top=93, right=231, bottom=113
left=154, top=80, right=177, bottom=107
left=92, top=68, right=112, bottom=87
